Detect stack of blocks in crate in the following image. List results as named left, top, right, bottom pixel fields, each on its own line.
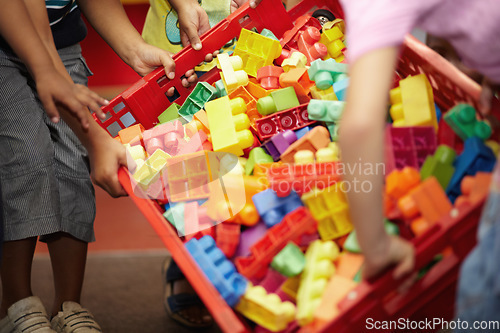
left=112, top=9, right=498, bottom=332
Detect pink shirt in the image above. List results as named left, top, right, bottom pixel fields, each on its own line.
left=340, top=0, right=500, bottom=83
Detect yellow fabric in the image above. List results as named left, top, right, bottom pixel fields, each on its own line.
left=142, top=0, right=231, bottom=72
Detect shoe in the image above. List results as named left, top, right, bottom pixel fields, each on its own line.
left=50, top=302, right=101, bottom=333
left=162, top=257, right=214, bottom=329
left=1, top=296, right=56, bottom=333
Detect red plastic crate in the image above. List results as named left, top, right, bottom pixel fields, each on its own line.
left=99, top=0, right=500, bottom=332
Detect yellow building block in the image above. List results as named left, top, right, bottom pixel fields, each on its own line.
left=313, top=275, right=358, bottom=324
left=216, top=53, right=249, bottom=93
left=319, top=26, right=346, bottom=62
left=236, top=285, right=295, bottom=332
left=310, top=85, right=338, bottom=101
left=233, top=29, right=282, bottom=77
left=205, top=96, right=254, bottom=156
left=390, top=74, right=438, bottom=131
left=281, top=275, right=301, bottom=302
left=132, top=149, right=170, bottom=188
left=281, top=51, right=307, bottom=72
left=296, top=240, right=339, bottom=326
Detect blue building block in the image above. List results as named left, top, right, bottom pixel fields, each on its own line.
left=178, top=82, right=217, bottom=122
left=252, top=189, right=304, bottom=227
left=446, top=137, right=496, bottom=202
left=435, top=103, right=441, bottom=122
left=295, top=126, right=311, bottom=139
left=185, top=236, right=248, bottom=307
left=332, top=78, right=349, bottom=101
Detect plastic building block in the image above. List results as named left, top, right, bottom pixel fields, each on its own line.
left=336, top=252, right=364, bottom=280
left=216, top=53, right=249, bottom=93
left=132, top=149, right=169, bottom=189
left=216, top=223, right=241, bottom=258
left=205, top=96, right=254, bottom=156
left=228, top=85, right=260, bottom=124
left=260, top=28, right=279, bottom=41
left=485, top=140, right=500, bottom=156
left=259, top=268, right=288, bottom=296
left=252, top=189, right=303, bottom=228
left=165, top=151, right=212, bottom=202
left=235, top=207, right=317, bottom=280
left=302, top=182, right=353, bottom=240
left=279, top=68, right=314, bottom=104
left=143, top=120, right=185, bottom=155
left=280, top=126, right=331, bottom=163
left=294, top=150, right=315, bottom=164
left=307, top=99, right=345, bottom=122
left=234, top=222, right=268, bottom=258
left=125, top=144, right=146, bottom=162
left=257, top=66, right=284, bottom=90
left=262, top=130, right=298, bottom=160
left=332, top=78, right=349, bottom=101
left=184, top=201, right=215, bottom=240
left=177, top=130, right=209, bottom=155
left=245, top=147, right=274, bottom=175
left=296, top=26, right=328, bottom=65
left=235, top=285, right=295, bottom=332
left=420, top=145, right=456, bottom=189
left=257, top=87, right=300, bottom=116
left=310, top=85, right=337, bottom=100
left=384, top=126, right=437, bottom=174
left=280, top=275, right=301, bottom=302
left=233, top=28, right=282, bottom=77
left=385, top=166, right=421, bottom=201
left=254, top=104, right=315, bottom=141
left=344, top=220, right=399, bottom=253
left=313, top=275, right=357, bottom=324
left=185, top=110, right=210, bottom=138
left=158, top=103, right=180, bottom=124
left=316, top=144, right=339, bottom=162
left=443, top=104, right=492, bottom=141
left=319, top=25, right=346, bottom=62
left=213, top=79, right=227, bottom=98
left=178, top=82, right=217, bottom=122
left=295, top=126, right=311, bottom=139
left=185, top=235, right=248, bottom=307
left=118, top=123, right=145, bottom=145
left=267, top=161, right=340, bottom=197
left=390, top=74, right=438, bottom=131
left=455, top=172, right=492, bottom=207
left=296, top=240, right=340, bottom=326
left=307, top=59, right=348, bottom=90
left=280, top=14, right=322, bottom=52
left=281, top=52, right=307, bottom=72
left=446, top=137, right=496, bottom=202
left=270, top=243, right=305, bottom=277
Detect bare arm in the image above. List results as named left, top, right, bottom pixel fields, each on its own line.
left=339, top=46, right=415, bottom=279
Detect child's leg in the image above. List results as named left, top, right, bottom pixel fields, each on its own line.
left=46, top=233, right=87, bottom=316
left=0, top=237, right=37, bottom=317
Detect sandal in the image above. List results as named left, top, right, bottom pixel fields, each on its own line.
left=162, top=257, right=214, bottom=329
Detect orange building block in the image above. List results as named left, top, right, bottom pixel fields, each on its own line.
left=279, top=68, right=313, bottom=104
left=385, top=167, right=421, bottom=201
left=455, top=172, right=492, bottom=207
left=118, top=123, right=145, bottom=145
left=280, top=126, right=331, bottom=163
left=313, top=275, right=357, bottom=324
left=335, top=252, right=364, bottom=280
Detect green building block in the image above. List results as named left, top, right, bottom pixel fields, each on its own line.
left=307, top=100, right=345, bottom=122
left=307, top=58, right=348, bottom=90
left=270, top=243, right=306, bottom=277
left=260, top=28, right=279, bottom=41
left=353, top=269, right=362, bottom=283
left=256, top=86, right=300, bottom=116
left=344, top=220, right=399, bottom=253
left=178, top=82, right=216, bottom=122
left=420, top=145, right=456, bottom=189
left=214, top=79, right=227, bottom=98
left=326, top=122, right=339, bottom=141
left=245, top=147, right=273, bottom=175
left=443, top=104, right=492, bottom=141
left=163, top=202, right=185, bottom=235
left=158, top=103, right=180, bottom=124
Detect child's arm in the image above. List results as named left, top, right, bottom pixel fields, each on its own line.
left=0, top=0, right=104, bottom=129
left=338, top=47, right=415, bottom=279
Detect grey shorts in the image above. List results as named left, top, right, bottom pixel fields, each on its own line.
left=0, top=44, right=96, bottom=243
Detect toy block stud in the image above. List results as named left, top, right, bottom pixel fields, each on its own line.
left=310, top=85, right=337, bottom=100
left=294, top=150, right=315, bottom=164
left=307, top=100, right=345, bottom=122
left=420, top=145, right=456, bottom=189
left=252, top=189, right=304, bottom=228
left=178, top=82, right=217, bottom=122
left=257, top=87, right=300, bottom=116
left=257, top=66, right=284, bottom=90
left=143, top=120, right=184, bottom=155
left=235, top=285, right=295, bottom=332
left=205, top=96, right=254, bottom=156
left=245, top=147, right=274, bottom=175
left=455, top=172, right=492, bottom=206
left=319, top=25, right=346, bottom=62
left=233, top=29, right=282, bottom=77
left=270, top=243, right=306, bottom=277
left=271, top=130, right=298, bottom=155
left=185, top=235, right=248, bottom=307
left=308, top=59, right=348, bottom=90
left=281, top=51, right=307, bottom=72
left=385, top=166, right=421, bottom=201
left=279, top=126, right=331, bottom=163
left=443, top=104, right=492, bottom=141
left=217, top=53, right=249, bottom=93
left=158, top=103, right=180, bottom=124
left=316, top=146, right=338, bottom=162
left=390, top=74, right=438, bottom=131
left=296, top=240, right=339, bottom=326
left=297, top=27, right=328, bottom=65
left=279, top=68, right=314, bottom=103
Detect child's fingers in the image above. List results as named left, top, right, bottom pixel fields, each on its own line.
left=38, top=93, right=60, bottom=124
left=158, top=52, right=176, bottom=80
left=58, top=93, right=90, bottom=130
left=180, top=24, right=202, bottom=51
left=75, top=85, right=109, bottom=120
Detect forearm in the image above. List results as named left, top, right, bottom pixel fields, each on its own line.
left=77, top=0, right=146, bottom=67
left=339, top=47, right=398, bottom=263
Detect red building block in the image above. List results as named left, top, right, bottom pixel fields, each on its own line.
left=297, top=27, right=328, bottom=66
left=257, top=66, right=284, bottom=90
left=385, top=126, right=437, bottom=174
left=235, top=207, right=317, bottom=280
left=254, top=104, right=315, bottom=141
left=216, top=222, right=241, bottom=258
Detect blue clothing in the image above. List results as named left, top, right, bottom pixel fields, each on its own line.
left=455, top=191, right=500, bottom=332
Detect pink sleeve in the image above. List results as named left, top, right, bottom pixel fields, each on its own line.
left=340, top=0, right=437, bottom=64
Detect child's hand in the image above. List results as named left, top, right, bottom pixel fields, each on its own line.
left=35, top=68, right=106, bottom=130
left=231, top=0, right=263, bottom=13
left=176, top=1, right=211, bottom=51
left=363, top=235, right=415, bottom=281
